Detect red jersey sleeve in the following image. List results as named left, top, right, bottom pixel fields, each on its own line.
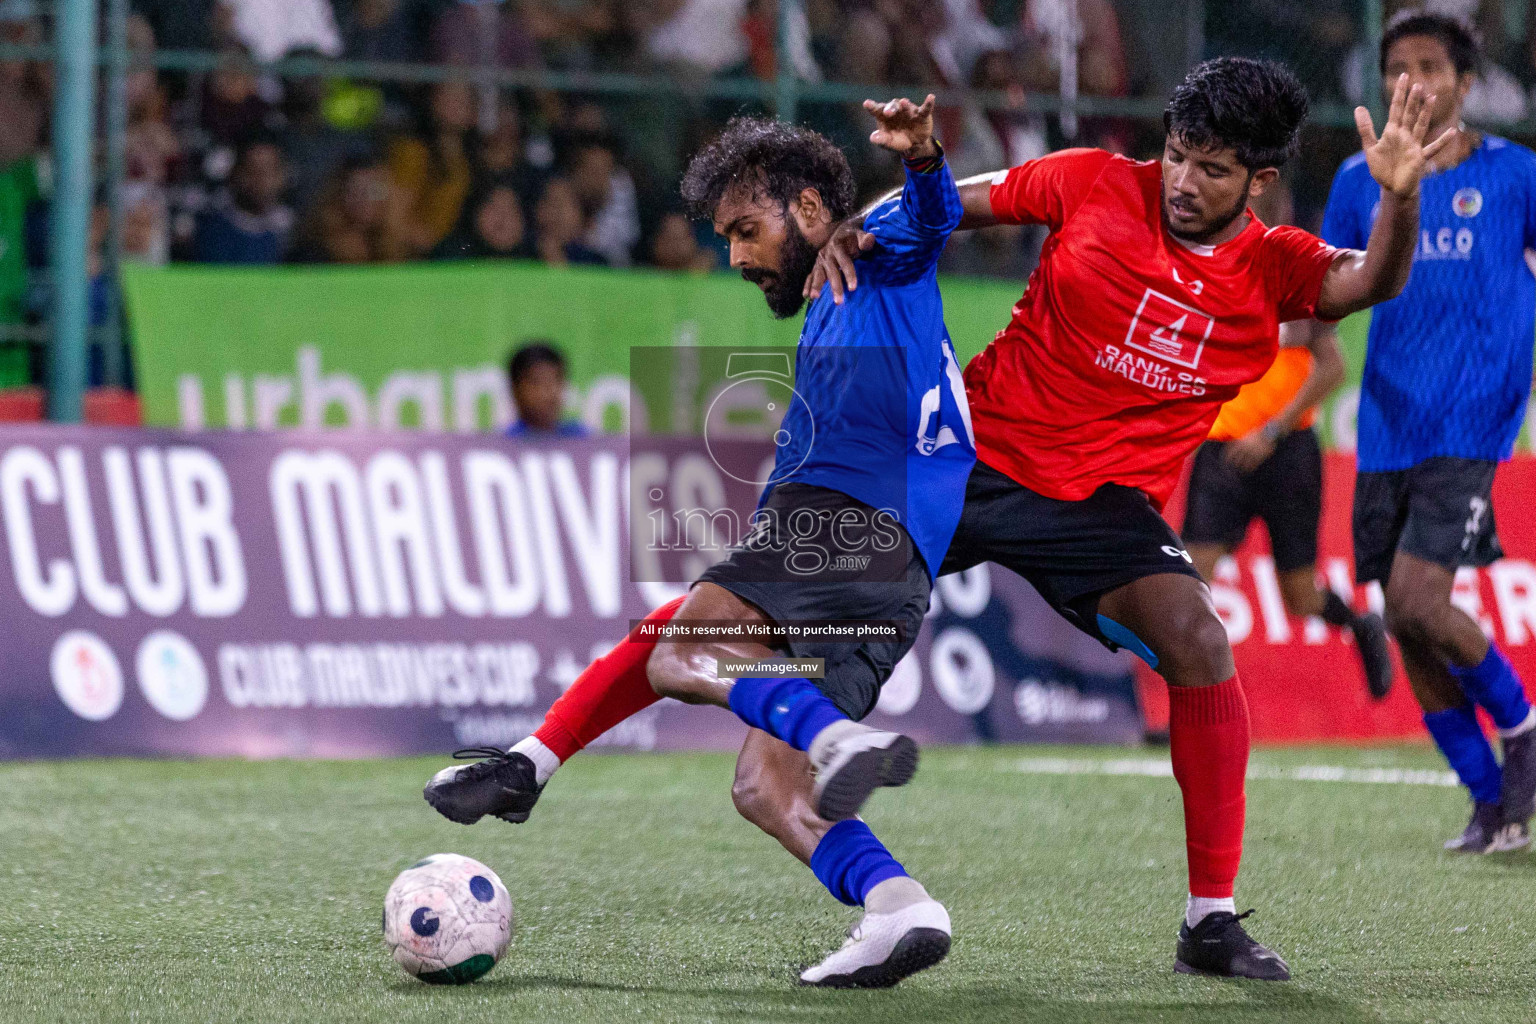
left=1260, top=224, right=1345, bottom=322
left=988, top=148, right=1116, bottom=230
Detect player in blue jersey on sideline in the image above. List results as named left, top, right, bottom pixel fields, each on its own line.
left=1320, top=10, right=1536, bottom=853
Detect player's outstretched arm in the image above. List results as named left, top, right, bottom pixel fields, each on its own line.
left=1315, top=73, right=1456, bottom=320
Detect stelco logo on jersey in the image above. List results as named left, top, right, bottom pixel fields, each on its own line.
left=1093, top=288, right=1212, bottom=396
left=1408, top=187, right=1480, bottom=262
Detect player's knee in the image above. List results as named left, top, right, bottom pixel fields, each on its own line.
left=730, top=766, right=809, bottom=840
left=729, top=769, right=767, bottom=822
left=1190, top=610, right=1234, bottom=671
left=645, top=645, right=685, bottom=700
left=729, top=768, right=776, bottom=827
left=1158, top=605, right=1234, bottom=684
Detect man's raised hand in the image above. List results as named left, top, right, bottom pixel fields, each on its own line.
left=1356, top=73, right=1456, bottom=198
left=864, top=94, right=938, bottom=160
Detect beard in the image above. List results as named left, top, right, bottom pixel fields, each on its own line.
left=1162, top=177, right=1252, bottom=244
left=741, top=218, right=819, bottom=319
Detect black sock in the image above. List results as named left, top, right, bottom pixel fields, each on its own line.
left=1321, top=590, right=1357, bottom=628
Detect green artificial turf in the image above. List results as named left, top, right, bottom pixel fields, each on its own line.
left=0, top=744, right=1531, bottom=1023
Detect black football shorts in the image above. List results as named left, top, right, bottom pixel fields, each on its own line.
left=1352, top=456, right=1502, bottom=585
left=937, top=460, right=1201, bottom=651
left=1182, top=428, right=1324, bottom=573
left=696, top=483, right=931, bottom=720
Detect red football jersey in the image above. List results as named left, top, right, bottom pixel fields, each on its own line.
left=965, top=148, right=1343, bottom=508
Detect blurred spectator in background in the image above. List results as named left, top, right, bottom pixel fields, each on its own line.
left=433, top=182, right=530, bottom=259
left=431, top=0, right=542, bottom=70
left=474, top=95, right=550, bottom=203
left=563, top=133, right=639, bottom=266
left=929, top=0, right=1008, bottom=85
left=1205, top=0, right=1358, bottom=103
left=193, top=136, right=293, bottom=263
left=947, top=46, right=1045, bottom=178
left=835, top=0, right=946, bottom=85
left=637, top=0, right=750, bottom=78
left=648, top=210, right=716, bottom=272
left=741, top=0, right=821, bottom=81
left=0, top=0, right=48, bottom=96
left=389, top=80, right=475, bottom=255
left=1018, top=0, right=1131, bottom=152
left=506, top=340, right=588, bottom=437
left=124, top=17, right=182, bottom=187
left=120, top=181, right=172, bottom=265
left=214, top=0, right=342, bottom=61
left=200, top=47, right=277, bottom=152
left=531, top=177, right=606, bottom=266
left=523, top=0, right=631, bottom=72
left=135, top=0, right=215, bottom=51
left=279, top=61, right=378, bottom=218
left=293, top=153, right=409, bottom=262
left=338, top=0, right=425, bottom=64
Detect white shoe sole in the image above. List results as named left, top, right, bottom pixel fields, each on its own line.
left=811, top=730, right=919, bottom=822
left=799, top=901, right=952, bottom=988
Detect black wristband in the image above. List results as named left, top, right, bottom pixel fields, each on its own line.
left=903, top=141, right=945, bottom=174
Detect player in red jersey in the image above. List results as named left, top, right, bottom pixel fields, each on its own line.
left=423, top=59, right=1448, bottom=982
left=803, top=57, right=1448, bottom=980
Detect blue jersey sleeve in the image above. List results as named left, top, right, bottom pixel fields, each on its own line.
left=1519, top=147, right=1536, bottom=250
left=1319, top=161, right=1368, bottom=252
left=860, top=159, right=963, bottom=284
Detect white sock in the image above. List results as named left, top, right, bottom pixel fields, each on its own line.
left=1186, top=895, right=1236, bottom=928
left=1498, top=707, right=1536, bottom=740
left=510, top=737, right=561, bottom=786
left=864, top=876, right=930, bottom=915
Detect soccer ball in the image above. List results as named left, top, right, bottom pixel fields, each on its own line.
left=383, top=853, right=513, bottom=984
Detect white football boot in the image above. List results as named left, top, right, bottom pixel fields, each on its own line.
left=807, top=720, right=919, bottom=821
left=799, top=898, right=952, bottom=988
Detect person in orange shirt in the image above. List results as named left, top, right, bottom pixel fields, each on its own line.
left=1183, top=310, right=1394, bottom=699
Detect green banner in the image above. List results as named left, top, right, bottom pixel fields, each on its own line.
left=122, top=261, right=1026, bottom=433
left=123, top=260, right=1395, bottom=447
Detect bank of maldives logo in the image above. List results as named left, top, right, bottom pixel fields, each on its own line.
left=1453, top=187, right=1483, bottom=218
left=1124, top=288, right=1215, bottom=369
left=136, top=631, right=209, bottom=721
left=51, top=631, right=124, bottom=721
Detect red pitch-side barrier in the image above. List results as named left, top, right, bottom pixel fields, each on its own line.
left=1141, top=453, right=1536, bottom=743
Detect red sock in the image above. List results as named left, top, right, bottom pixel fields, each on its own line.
left=1167, top=675, right=1250, bottom=899
left=532, top=596, right=687, bottom=762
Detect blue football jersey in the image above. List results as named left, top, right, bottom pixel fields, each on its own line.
left=1320, top=136, right=1536, bottom=472
left=762, top=160, right=976, bottom=575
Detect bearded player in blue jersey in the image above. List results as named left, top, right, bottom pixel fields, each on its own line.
left=429, top=97, right=976, bottom=986
left=1320, top=10, right=1536, bottom=854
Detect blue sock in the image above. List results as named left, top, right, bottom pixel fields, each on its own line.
left=1423, top=705, right=1502, bottom=805
left=810, top=820, right=909, bottom=906
left=1448, top=644, right=1533, bottom=733
left=728, top=676, right=847, bottom=752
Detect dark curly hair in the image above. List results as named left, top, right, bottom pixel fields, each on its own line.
left=1381, top=9, right=1480, bottom=76
left=680, top=116, right=855, bottom=223
left=1163, top=57, right=1309, bottom=171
